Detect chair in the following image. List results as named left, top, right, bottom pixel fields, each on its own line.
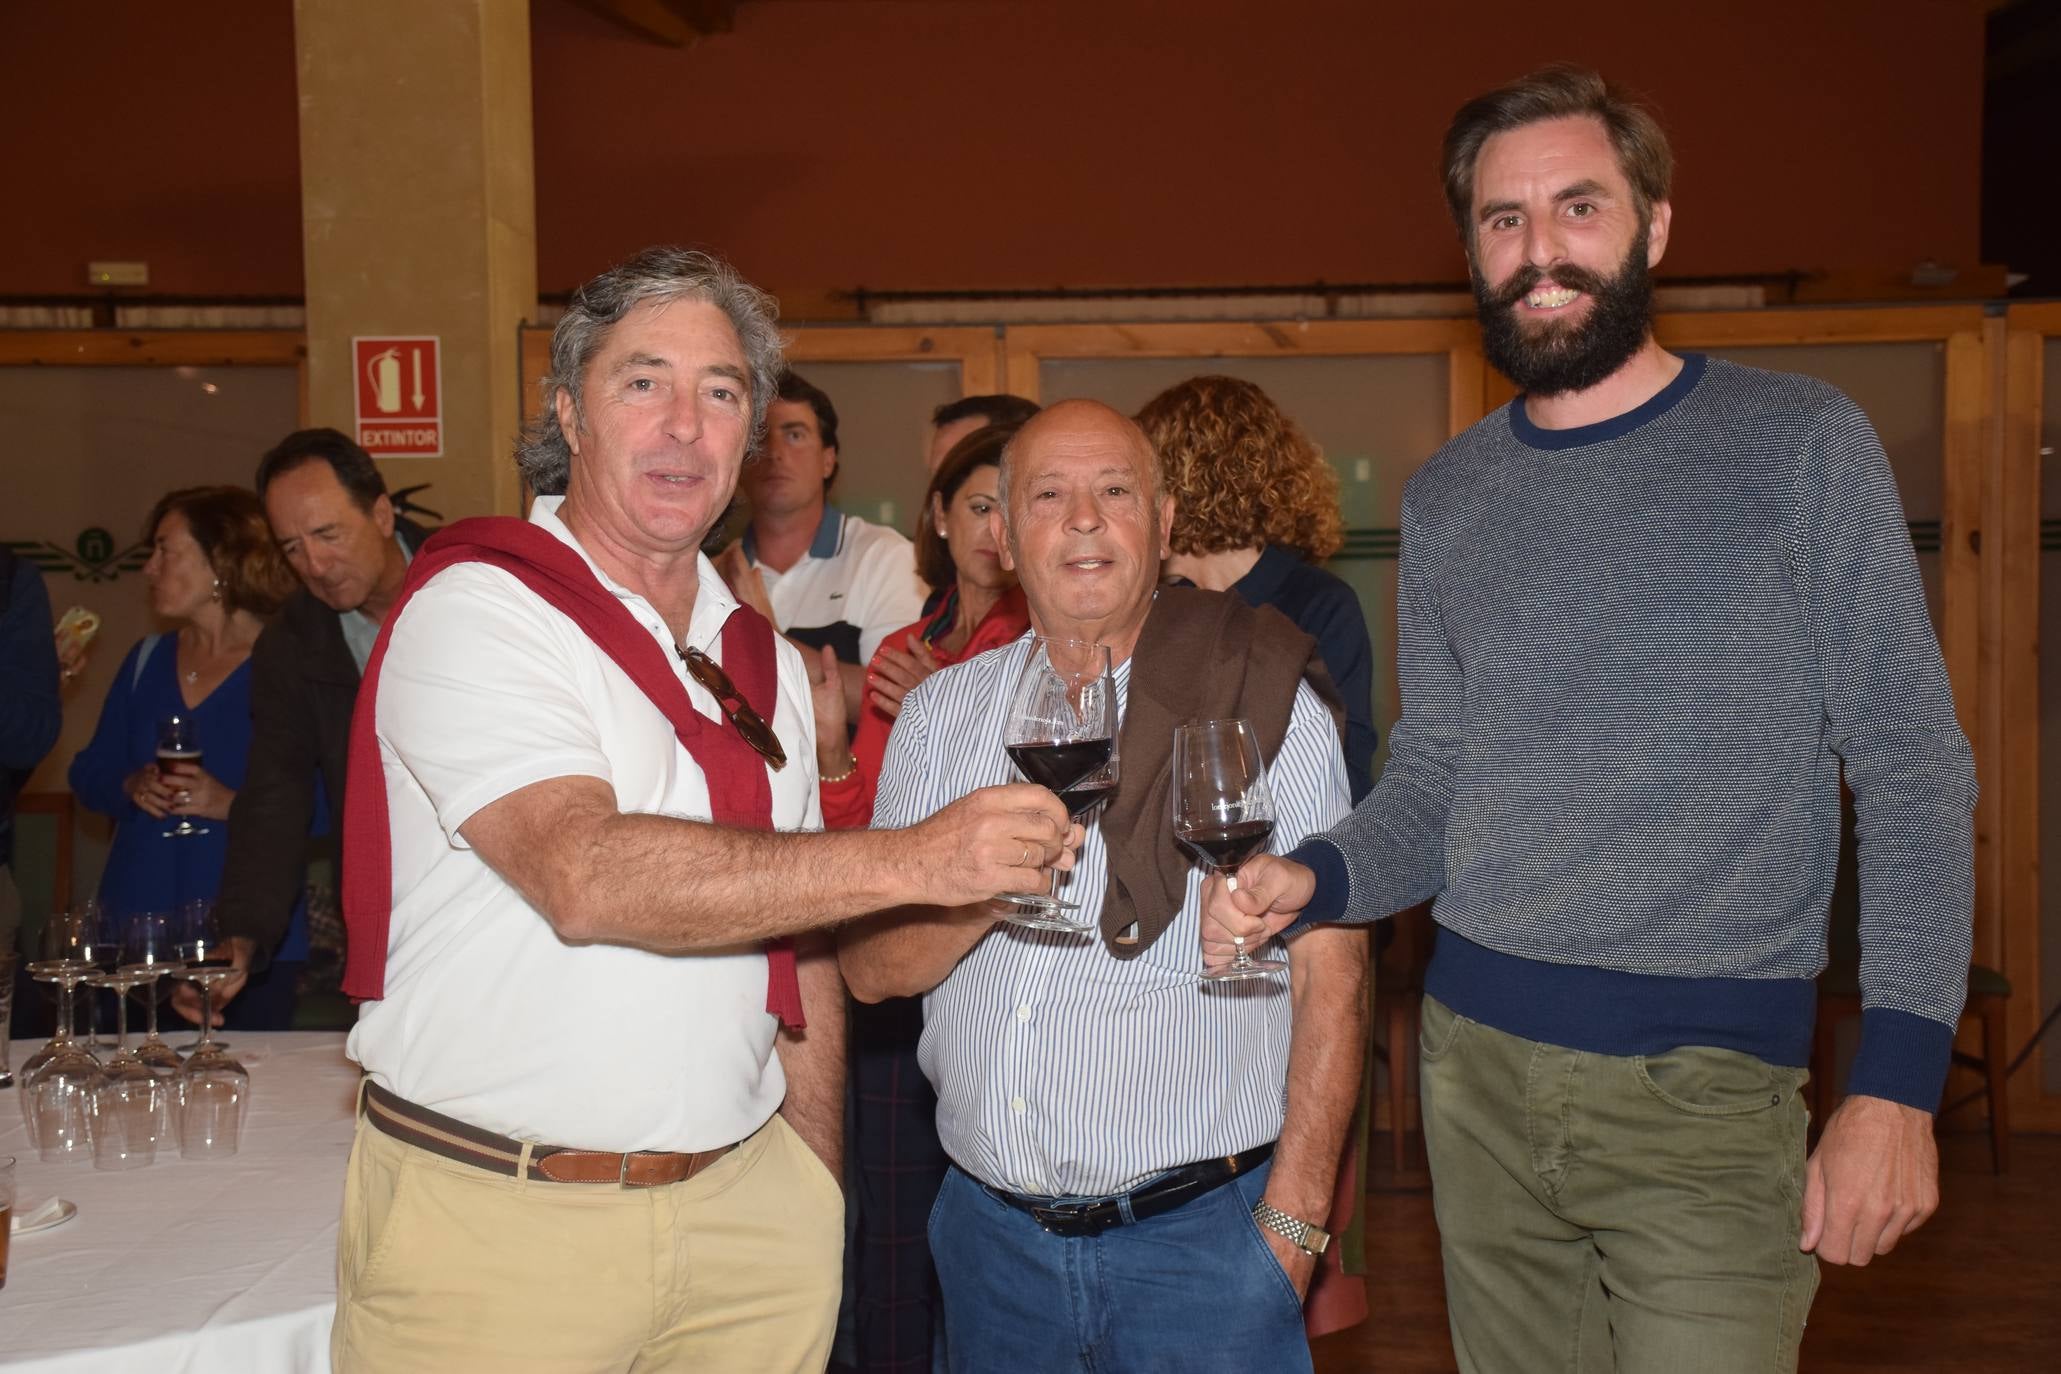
left=1810, top=790, right=2010, bottom=1173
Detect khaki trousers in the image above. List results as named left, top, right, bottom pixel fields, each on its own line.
left=332, top=1105, right=843, bottom=1373
left=1419, top=996, right=1818, bottom=1374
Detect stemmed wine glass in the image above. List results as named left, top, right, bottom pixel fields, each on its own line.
left=1050, top=739, right=1119, bottom=910
left=175, top=900, right=235, bottom=1055
left=121, top=912, right=187, bottom=1143
left=174, top=900, right=249, bottom=1157
left=85, top=959, right=165, bottom=1170
left=156, top=715, right=209, bottom=838
left=996, top=637, right=1116, bottom=933
left=122, top=912, right=187, bottom=1071
left=1172, top=719, right=1286, bottom=982
left=21, top=913, right=107, bottom=1161
left=75, top=899, right=117, bottom=1054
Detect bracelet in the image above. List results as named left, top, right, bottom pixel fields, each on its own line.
left=1251, top=1199, right=1332, bottom=1256
left=818, top=756, right=859, bottom=784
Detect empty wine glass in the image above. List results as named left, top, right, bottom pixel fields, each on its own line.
left=1172, top=719, right=1286, bottom=983
left=76, top=899, right=118, bottom=1054
left=23, top=913, right=106, bottom=1161
left=179, top=1048, right=249, bottom=1160
left=0, top=954, right=15, bottom=1090
left=121, top=912, right=186, bottom=1074
left=995, top=637, right=1116, bottom=933
left=156, top=715, right=209, bottom=838
left=89, top=944, right=168, bottom=1167
left=175, top=899, right=232, bottom=1055
left=20, top=910, right=96, bottom=1082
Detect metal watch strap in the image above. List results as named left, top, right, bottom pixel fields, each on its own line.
left=1251, top=1199, right=1332, bottom=1256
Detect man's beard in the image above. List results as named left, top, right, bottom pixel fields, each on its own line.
left=1474, top=226, right=1655, bottom=398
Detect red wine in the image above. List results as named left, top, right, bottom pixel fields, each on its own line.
left=1007, top=739, right=1113, bottom=794
left=1176, top=819, right=1274, bottom=871
left=1059, top=781, right=1115, bottom=819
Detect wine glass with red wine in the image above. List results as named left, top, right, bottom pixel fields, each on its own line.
left=1172, top=719, right=1285, bottom=982
left=997, top=637, right=1115, bottom=932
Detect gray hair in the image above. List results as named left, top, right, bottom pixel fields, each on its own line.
left=516, top=246, right=785, bottom=495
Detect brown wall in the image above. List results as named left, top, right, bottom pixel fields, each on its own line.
left=1, top=0, right=1985, bottom=303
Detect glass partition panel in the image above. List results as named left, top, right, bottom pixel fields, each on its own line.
left=730, top=359, right=963, bottom=547
left=1702, top=343, right=1946, bottom=625
left=0, top=363, right=302, bottom=905
left=1036, top=353, right=1451, bottom=766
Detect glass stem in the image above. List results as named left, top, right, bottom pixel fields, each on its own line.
left=1224, top=869, right=1255, bottom=972
left=143, top=976, right=162, bottom=1040
left=197, top=980, right=215, bottom=1053
left=52, top=977, right=76, bottom=1047
left=114, top=979, right=131, bottom=1054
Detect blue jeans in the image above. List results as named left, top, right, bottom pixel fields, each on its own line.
left=927, top=1156, right=1311, bottom=1374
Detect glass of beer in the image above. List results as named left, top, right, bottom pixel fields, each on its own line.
left=156, top=714, right=209, bottom=838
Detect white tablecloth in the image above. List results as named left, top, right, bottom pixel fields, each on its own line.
left=0, top=1032, right=358, bottom=1372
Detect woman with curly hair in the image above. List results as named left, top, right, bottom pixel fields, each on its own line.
left=1136, top=375, right=1377, bottom=800
left=69, top=485, right=306, bottom=1022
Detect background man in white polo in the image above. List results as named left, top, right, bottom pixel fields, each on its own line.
left=333, top=247, right=1075, bottom=1373
left=717, top=371, right=927, bottom=718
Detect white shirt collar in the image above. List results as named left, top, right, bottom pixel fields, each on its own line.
left=528, top=494, right=740, bottom=653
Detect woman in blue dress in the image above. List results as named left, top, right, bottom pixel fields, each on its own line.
left=69, top=485, right=302, bottom=1025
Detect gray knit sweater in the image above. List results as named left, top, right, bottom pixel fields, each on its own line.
left=1293, top=354, right=1977, bottom=1110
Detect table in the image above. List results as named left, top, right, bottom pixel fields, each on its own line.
left=0, top=1032, right=358, bottom=1372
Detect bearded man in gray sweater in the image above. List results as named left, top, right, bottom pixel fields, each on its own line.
left=1203, top=66, right=1975, bottom=1374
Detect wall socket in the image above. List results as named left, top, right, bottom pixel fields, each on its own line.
left=86, top=261, right=149, bottom=287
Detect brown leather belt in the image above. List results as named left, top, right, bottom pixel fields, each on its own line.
left=362, top=1080, right=738, bottom=1188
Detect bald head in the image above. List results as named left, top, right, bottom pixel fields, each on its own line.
left=997, top=399, right=1160, bottom=524
left=990, top=398, right=1173, bottom=662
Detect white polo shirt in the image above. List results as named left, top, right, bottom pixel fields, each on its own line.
left=346, top=495, right=821, bottom=1154
left=746, top=506, right=927, bottom=665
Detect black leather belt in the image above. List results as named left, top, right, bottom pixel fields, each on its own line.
left=991, top=1143, right=1275, bottom=1237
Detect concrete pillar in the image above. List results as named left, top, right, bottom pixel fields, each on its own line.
left=294, top=0, right=536, bottom=518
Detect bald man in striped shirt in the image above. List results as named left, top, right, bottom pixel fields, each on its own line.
left=841, top=401, right=1368, bottom=1374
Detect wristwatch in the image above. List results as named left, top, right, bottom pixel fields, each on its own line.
left=1251, top=1199, right=1332, bottom=1257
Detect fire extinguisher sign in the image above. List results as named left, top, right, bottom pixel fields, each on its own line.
left=352, top=336, right=443, bottom=456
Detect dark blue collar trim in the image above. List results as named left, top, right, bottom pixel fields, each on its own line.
left=744, top=504, right=844, bottom=564
left=1508, top=352, right=1707, bottom=451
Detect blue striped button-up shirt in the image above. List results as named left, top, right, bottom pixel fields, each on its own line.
left=873, top=633, right=1350, bottom=1197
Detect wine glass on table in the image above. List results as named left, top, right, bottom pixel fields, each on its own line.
left=121, top=912, right=186, bottom=1142
left=121, top=912, right=187, bottom=1073
left=996, top=637, right=1116, bottom=934
left=85, top=956, right=164, bottom=1169
left=175, top=899, right=235, bottom=1055
left=1172, top=719, right=1286, bottom=983
left=75, top=899, right=118, bottom=1054
left=21, top=913, right=106, bottom=1161
left=156, top=714, right=209, bottom=838
left=173, top=900, right=248, bottom=1157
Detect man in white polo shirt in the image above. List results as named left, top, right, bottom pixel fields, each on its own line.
left=331, top=247, right=1075, bottom=1373
left=717, top=372, right=927, bottom=719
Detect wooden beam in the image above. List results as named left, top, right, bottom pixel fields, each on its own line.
left=514, top=323, right=1002, bottom=427
left=1998, top=324, right=2048, bottom=1127
left=561, top=0, right=733, bottom=47
left=0, top=330, right=305, bottom=366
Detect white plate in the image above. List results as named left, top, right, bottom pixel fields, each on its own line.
left=10, top=1199, right=77, bottom=1236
